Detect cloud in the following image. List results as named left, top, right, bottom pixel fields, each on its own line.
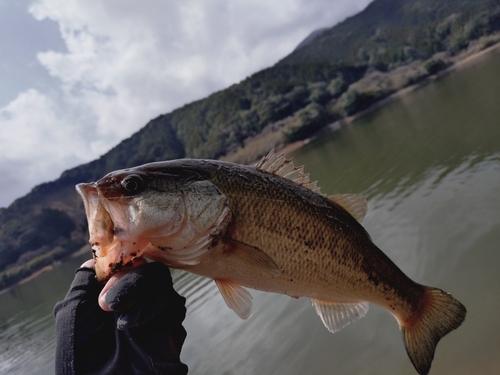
left=0, top=89, right=87, bottom=204
left=0, top=0, right=372, bottom=207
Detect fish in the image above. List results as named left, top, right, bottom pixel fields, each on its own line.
left=76, top=150, right=466, bottom=375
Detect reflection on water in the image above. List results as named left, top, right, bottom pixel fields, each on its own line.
left=1, top=47, right=500, bottom=375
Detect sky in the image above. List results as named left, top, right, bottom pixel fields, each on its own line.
left=0, top=0, right=372, bottom=208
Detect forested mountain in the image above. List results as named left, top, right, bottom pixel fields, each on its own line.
left=282, top=0, right=500, bottom=66
left=1, top=0, right=499, bottom=289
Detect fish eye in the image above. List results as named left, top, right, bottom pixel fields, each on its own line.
left=121, top=174, right=144, bottom=194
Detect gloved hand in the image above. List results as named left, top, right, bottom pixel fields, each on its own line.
left=54, top=260, right=188, bottom=375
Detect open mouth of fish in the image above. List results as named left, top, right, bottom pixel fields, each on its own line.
left=76, top=183, right=144, bottom=280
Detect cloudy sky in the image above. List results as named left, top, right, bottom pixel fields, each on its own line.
left=0, top=0, right=372, bottom=208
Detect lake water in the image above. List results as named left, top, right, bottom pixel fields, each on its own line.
left=1, top=46, right=500, bottom=375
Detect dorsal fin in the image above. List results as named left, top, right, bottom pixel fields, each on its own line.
left=329, top=194, right=368, bottom=222
left=255, top=149, right=323, bottom=195
left=255, top=151, right=368, bottom=221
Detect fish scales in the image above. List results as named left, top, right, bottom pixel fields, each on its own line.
left=76, top=151, right=466, bottom=375
left=175, top=160, right=419, bottom=307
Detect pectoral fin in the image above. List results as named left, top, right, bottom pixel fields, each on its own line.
left=311, top=298, right=369, bottom=333
left=214, top=279, right=253, bottom=319
left=223, top=237, right=282, bottom=276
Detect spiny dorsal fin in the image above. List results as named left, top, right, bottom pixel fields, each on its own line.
left=255, top=149, right=323, bottom=195
left=311, top=298, right=369, bottom=333
left=214, top=279, right=253, bottom=319
left=329, top=194, right=368, bottom=222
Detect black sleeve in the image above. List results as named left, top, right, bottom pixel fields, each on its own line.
left=54, top=263, right=188, bottom=375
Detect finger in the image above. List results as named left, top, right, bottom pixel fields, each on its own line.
left=104, top=262, right=172, bottom=312
left=98, top=272, right=123, bottom=311
left=98, top=257, right=148, bottom=311
left=80, top=259, right=95, bottom=269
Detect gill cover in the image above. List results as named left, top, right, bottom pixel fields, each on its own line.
left=141, top=178, right=232, bottom=267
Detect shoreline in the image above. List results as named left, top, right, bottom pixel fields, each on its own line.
left=0, top=245, right=90, bottom=295
left=228, top=37, right=500, bottom=165
left=276, top=39, right=500, bottom=158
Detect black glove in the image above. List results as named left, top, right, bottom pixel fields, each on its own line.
left=54, top=262, right=188, bottom=375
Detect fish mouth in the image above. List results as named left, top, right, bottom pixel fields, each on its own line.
left=76, top=182, right=144, bottom=282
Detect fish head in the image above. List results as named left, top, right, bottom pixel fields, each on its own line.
left=76, top=165, right=231, bottom=282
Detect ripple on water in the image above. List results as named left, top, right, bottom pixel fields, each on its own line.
left=0, top=311, right=55, bottom=375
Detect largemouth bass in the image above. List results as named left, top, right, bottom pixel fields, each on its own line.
left=76, top=150, right=466, bottom=375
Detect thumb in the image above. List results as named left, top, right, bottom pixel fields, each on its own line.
left=98, top=257, right=149, bottom=311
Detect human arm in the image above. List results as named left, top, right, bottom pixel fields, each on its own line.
left=54, top=260, right=188, bottom=375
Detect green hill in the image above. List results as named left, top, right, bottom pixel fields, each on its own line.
left=1, top=0, right=499, bottom=289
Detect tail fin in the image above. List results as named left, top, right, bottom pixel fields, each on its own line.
left=400, top=286, right=466, bottom=375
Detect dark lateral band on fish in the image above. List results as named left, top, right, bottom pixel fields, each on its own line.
left=76, top=149, right=466, bottom=375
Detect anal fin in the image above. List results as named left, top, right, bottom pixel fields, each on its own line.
left=214, top=279, right=253, bottom=320
left=311, top=298, right=369, bottom=333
